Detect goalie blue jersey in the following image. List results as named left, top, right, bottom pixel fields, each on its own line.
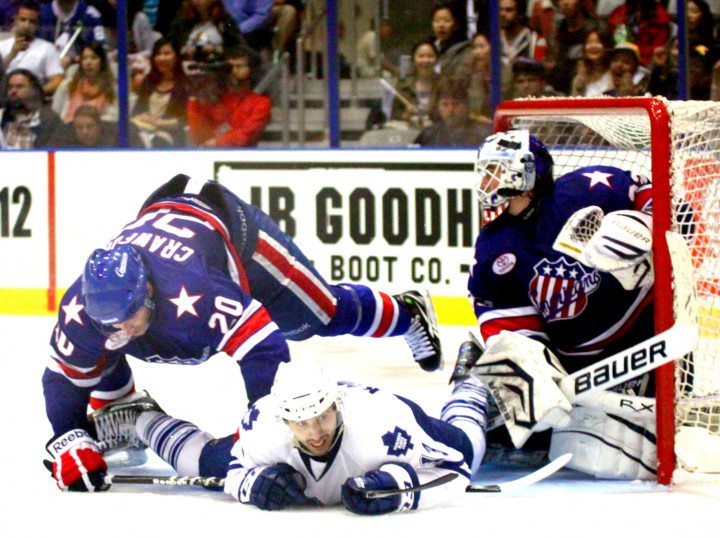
left=44, top=195, right=289, bottom=435
left=468, top=165, right=655, bottom=373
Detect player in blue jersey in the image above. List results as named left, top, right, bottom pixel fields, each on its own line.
left=88, top=358, right=489, bottom=514
left=453, top=129, right=668, bottom=480
left=43, top=174, right=441, bottom=493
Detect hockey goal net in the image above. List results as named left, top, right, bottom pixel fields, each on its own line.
left=494, top=97, right=720, bottom=485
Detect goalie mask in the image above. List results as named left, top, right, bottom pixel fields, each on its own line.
left=271, top=359, right=344, bottom=456
left=475, top=129, right=553, bottom=224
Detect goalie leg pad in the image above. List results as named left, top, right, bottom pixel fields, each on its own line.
left=471, top=331, right=571, bottom=449
left=549, top=391, right=657, bottom=480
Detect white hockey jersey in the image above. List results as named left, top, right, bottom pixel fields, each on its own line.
left=223, top=382, right=473, bottom=510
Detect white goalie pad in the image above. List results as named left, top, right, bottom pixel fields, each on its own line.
left=470, top=331, right=571, bottom=449
left=549, top=391, right=657, bottom=480
left=553, top=207, right=654, bottom=290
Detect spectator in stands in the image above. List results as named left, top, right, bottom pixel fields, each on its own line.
left=499, top=0, right=546, bottom=65
left=166, top=0, right=244, bottom=63
left=389, top=39, right=438, bottom=129
left=38, top=0, right=106, bottom=67
left=0, top=0, right=21, bottom=33
left=129, top=0, right=161, bottom=55
left=51, top=42, right=117, bottom=122
left=603, top=41, right=649, bottom=96
left=570, top=28, right=614, bottom=96
left=511, top=57, right=560, bottom=97
left=545, top=0, right=605, bottom=95
left=606, top=0, right=671, bottom=66
left=224, top=0, right=274, bottom=53
left=269, top=0, right=301, bottom=54
left=53, top=103, right=117, bottom=147
left=0, top=1, right=63, bottom=95
left=187, top=45, right=270, bottom=147
left=127, top=0, right=163, bottom=91
left=155, top=0, right=183, bottom=36
left=0, top=68, right=62, bottom=148
left=685, top=0, right=719, bottom=99
left=131, top=37, right=188, bottom=147
left=429, top=1, right=468, bottom=72
left=648, top=37, right=679, bottom=99
left=414, top=77, right=492, bottom=147
left=528, top=0, right=556, bottom=44
left=450, top=31, right=511, bottom=125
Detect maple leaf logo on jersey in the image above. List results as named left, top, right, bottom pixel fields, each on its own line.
left=382, top=427, right=414, bottom=457
left=241, top=406, right=260, bottom=431
left=529, top=257, right=600, bottom=322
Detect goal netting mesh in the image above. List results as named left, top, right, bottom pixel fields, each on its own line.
left=496, top=98, right=720, bottom=478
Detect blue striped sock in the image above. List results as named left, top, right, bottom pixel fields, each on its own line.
left=137, top=411, right=213, bottom=476
left=441, top=377, right=489, bottom=473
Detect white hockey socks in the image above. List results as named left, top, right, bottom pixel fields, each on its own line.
left=441, top=376, right=489, bottom=474
left=137, top=411, right=214, bottom=476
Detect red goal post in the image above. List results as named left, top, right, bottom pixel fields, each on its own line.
left=493, top=97, right=720, bottom=485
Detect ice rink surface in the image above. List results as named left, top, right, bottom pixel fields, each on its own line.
left=2, top=315, right=719, bottom=538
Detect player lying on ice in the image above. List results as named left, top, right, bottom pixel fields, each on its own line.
left=455, top=129, right=691, bottom=480
left=85, top=358, right=489, bottom=514
left=43, top=174, right=442, bottom=492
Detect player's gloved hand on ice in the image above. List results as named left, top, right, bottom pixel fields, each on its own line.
left=45, top=429, right=109, bottom=492
left=341, top=463, right=419, bottom=516
left=237, top=463, right=308, bottom=510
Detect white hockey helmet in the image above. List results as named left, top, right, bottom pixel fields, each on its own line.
left=474, top=129, right=553, bottom=221
left=271, top=359, right=341, bottom=423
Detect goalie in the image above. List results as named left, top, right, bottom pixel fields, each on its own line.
left=461, top=129, right=675, bottom=480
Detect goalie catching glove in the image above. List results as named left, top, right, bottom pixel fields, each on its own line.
left=554, top=207, right=654, bottom=290
left=45, top=429, right=109, bottom=492
left=469, top=331, right=571, bottom=448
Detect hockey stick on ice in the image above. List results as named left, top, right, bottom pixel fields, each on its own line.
left=466, top=452, right=572, bottom=492
left=104, top=474, right=225, bottom=488
left=348, top=453, right=572, bottom=498
left=349, top=473, right=458, bottom=499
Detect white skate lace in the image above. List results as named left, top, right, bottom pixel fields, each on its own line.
left=404, top=318, right=435, bottom=360
left=95, top=408, right=143, bottom=452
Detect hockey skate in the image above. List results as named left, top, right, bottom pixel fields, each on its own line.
left=395, top=290, right=442, bottom=372
left=89, top=390, right=164, bottom=453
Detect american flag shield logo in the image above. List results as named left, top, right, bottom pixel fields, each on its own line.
left=529, top=257, right=601, bottom=322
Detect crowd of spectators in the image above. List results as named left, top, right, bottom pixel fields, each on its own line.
left=1, top=0, right=720, bottom=149
left=0, top=0, right=286, bottom=149
left=377, top=0, right=720, bottom=147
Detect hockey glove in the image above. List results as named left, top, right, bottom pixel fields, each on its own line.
left=341, top=462, right=419, bottom=516
left=46, top=429, right=109, bottom=492
left=236, top=463, right=308, bottom=511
